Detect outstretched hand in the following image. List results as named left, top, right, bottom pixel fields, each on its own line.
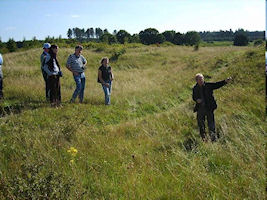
left=226, top=77, right=232, bottom=83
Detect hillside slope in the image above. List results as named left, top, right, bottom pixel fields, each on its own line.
left=0, top=44, right=265, bottom=199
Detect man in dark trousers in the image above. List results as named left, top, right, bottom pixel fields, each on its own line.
left=192, top=73, right=232, bottom=142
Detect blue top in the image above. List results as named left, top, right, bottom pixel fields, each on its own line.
left=0, top=53, right=3, bottom=65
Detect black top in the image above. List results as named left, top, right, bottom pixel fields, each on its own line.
left=98, top=65, right=112, bottom=82
left=192, top=80, right=227, bottom=112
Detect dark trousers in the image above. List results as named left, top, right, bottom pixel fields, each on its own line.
left=42, top=69, right=50, bottom=100
left=48, top=75, right=61, bottom=104
left=0, top=77, right=3, bottom=98
left=197, top=107, right=216, bottom=141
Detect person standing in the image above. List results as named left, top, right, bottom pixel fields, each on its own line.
left=66, top=45, right=87, bottom=103
left=43, top=45, right=62, bottom=107
left=40, top=43, right=51, bottom=101
left=98, top=57, right=113, bottom=105
left=192, top=73, right=231, bottom=142
left=0, top=53, right=3, bottom=99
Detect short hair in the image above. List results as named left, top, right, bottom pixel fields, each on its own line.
left=75, top=45, right=83, bottom=50
left=50, top=44, right=58, bottom=49
left=195, top=73, right=204, bottom=81
left=101, top=57, right=109, bottom=64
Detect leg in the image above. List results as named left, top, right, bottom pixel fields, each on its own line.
left=48, top=76, right=55, bottom=105
left=107, top=81, right=112, bottom=104
left=197, top=109, right=206, bottom=140
left=79, top=77, right=85, bottom=103
left=207, top=110, right=216, bottom=142
left=71, top=75, right=81, bottom=102
left=42, top=69, right=49, bottom=100
left=55, top=76, right=61, bottom=106
left=102, top=83, right=110, bottom=105
left=0, top=77, right=3, bottom=99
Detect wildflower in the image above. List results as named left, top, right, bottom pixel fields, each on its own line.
left=70, top=159, right=74, bottom=164
left=67, top=147, right=78, bottom=157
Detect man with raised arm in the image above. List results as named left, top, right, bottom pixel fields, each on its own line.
left=192, top=73, right=232, bottom=142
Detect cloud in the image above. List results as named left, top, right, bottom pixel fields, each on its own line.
left=71, top=14, right=80, bottom=18
left=45, top=14, right=52, bottom=17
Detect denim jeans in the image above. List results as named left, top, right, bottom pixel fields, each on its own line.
left=102, top=80, right=112, bottom=105
left=72, top=72, right=85, bottom=102
left=0, top=77, right=3, bottom=98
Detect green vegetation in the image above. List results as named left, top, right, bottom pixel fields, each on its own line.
left=0, top=43, right=265, bottom=199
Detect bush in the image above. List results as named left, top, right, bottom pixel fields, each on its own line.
left=233, top=34, right=249, bottom=46
left=110, top=48, right=126, bottom=62
left=253, top=39, right=264, bottom=46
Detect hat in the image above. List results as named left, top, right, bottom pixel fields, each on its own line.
left=43, top=43, right=51, bottom=49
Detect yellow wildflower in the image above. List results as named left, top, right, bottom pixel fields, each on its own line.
left=67, top=147, right=78, bottom=157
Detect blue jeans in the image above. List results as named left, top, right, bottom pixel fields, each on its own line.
left=102, top=80, right=112, bottom=105
left=72, top=72, right=85, bottom=102
left=0, top=77, right=3, bottom=98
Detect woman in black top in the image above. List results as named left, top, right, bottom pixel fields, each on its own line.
left=98, top=57, right=113, bottom=105
left=44, top=44, right=62, bottom=107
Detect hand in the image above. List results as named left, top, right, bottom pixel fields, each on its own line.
left=105, top=83, right=110, bottom=87
left=197, top=99, right=202, bottom=103
left=226, top=77, right=232, bottom=83
left=73, top=71, right=79, bottom=76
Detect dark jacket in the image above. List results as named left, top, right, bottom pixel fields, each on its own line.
left=192, top=80, right=227, bottom=112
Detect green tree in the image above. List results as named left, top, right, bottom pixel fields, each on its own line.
left=156, top=34, right=165, bottom=44
left=67, top=28, right=72, bottom=39
left=89, top=28, right=94, bottom=38
left=85, top=29, right=90, bottom=39
left=129, top=34, right=140, bottom=43
left=116, top=30, right=131, bottom=44
left=233, top=33, right=249, bottom=46
left=100, top=33, right=117, bottom=44
left=162, top=30, right=175, bottom=43
left=184, top=31, right=201, bottom=46
left=6, top=38, right=17, bottom=52
left=139, top=28, right=160, bottom=45
left=95, top=28, right=103, bottom=39
left=173, top=32, right=184, bottom=45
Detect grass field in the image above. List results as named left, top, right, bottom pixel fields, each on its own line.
left=0, top=44, right=265, bottom=199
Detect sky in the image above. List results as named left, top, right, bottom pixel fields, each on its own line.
left=0, top=0, right=265, bottom=42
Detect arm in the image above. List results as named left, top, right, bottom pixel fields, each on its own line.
left=43, top=56, right=53, bottom=76
left=209, top=80, right=227, bottom=90
left=110, top=67, right=114, bottom=80
left=0, top=54, right=3, bottom=65
left=82, top=56, right=87, bottom=66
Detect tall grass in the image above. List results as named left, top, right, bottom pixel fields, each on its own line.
left=0, top=44, right=265, bottom=199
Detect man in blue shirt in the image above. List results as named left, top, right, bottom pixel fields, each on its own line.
left=66, top=45, right=87, bottom=103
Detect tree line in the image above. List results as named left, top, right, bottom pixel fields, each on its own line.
left=0, top=28, right=264, bottom=53
left=199, top=29, right=264, bottom=42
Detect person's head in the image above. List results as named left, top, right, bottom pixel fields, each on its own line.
left=43, top=43, right=51, bottom=53
left=195, top=73, right=204, bottom=86
left=49, top=44, right=58, bottom=57
left=101, top=57, right=109, bottom=66
left=75, top=45, right=83, bottom=56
